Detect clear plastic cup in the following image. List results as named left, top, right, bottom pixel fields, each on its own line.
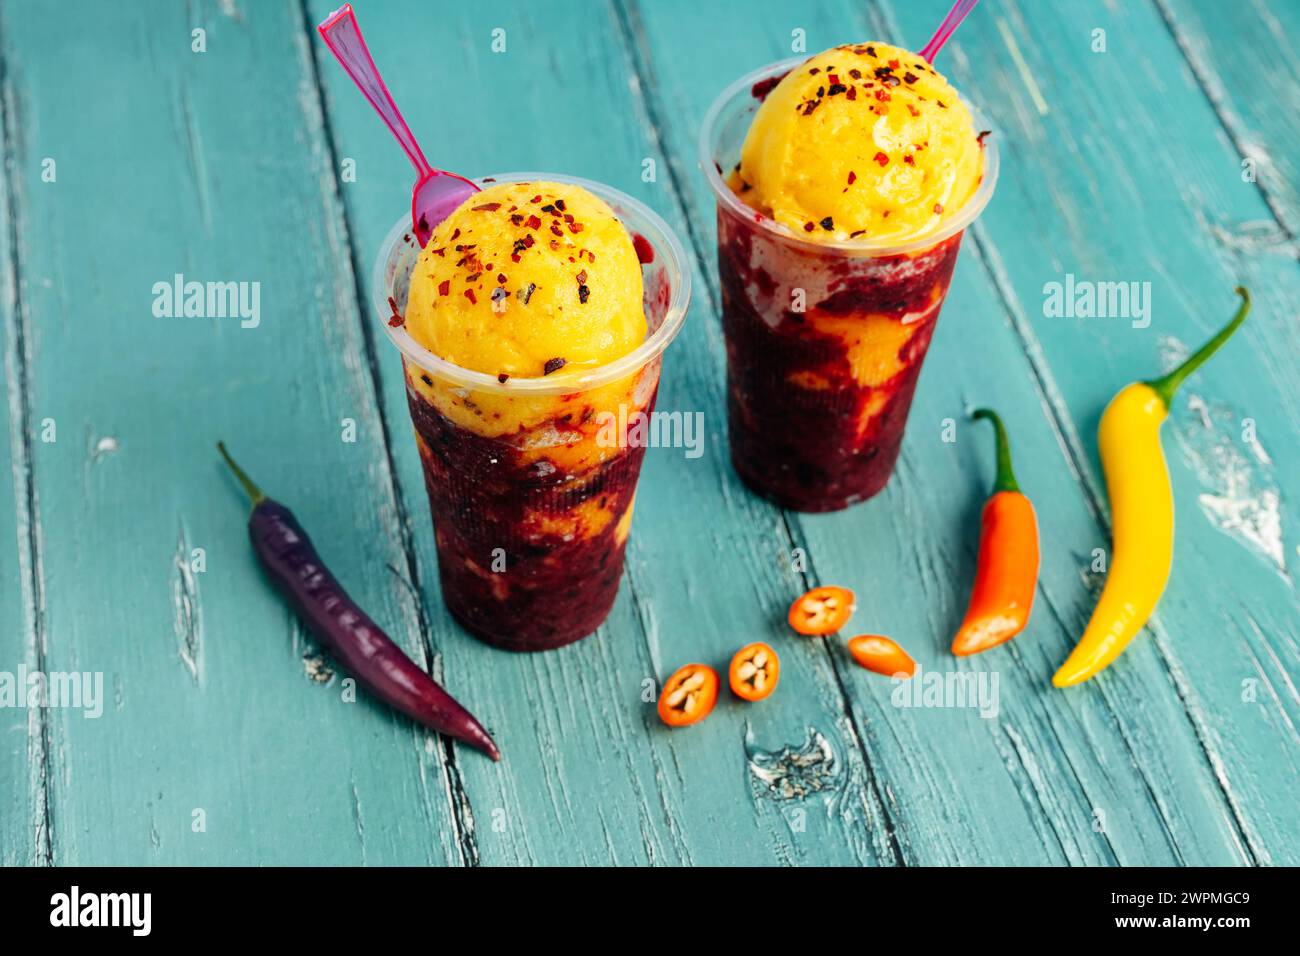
left=373, top=173, right=690, bottom=651
left=700, top=58, right=999, bottom=512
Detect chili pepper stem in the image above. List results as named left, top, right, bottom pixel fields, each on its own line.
left=970, top=408, right=1019, bottom=494
left=1144, top=286, right=1250, bottom=408
left=217, top=442, right=268, bottom=506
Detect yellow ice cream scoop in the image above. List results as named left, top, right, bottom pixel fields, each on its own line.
left=733, top=43, right=985, bottom=244
left=405, top=180, right=647, bottom=380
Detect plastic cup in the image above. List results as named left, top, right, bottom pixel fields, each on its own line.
left=699, top=58, right=999, bottom=512
left=373, top=173, right=690, bottom=651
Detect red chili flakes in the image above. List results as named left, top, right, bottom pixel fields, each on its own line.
left=543, top=357, right=567, bottom=375
left=466, top=272, right=481, bottom=282
left=568, top=222, right=584, bottom=233
left=828, top=74, right=840, bottom=85
left=555, top=199, right=566, bottom=212
left=510, top=213, right=524, bottom=225
left=888, top=59, right=901, bottom=69
left=550, top=222, right=564, bottom=237
left=847, top=170, right=857, bottom=185
left=819, top=216, right=834, bottom=231
left=472, top=202, right=502, bottom=212
left=848, top=68, right=862, bottom=80
left=977, top=129, right=992, bottom=146
left=530, top=194, right=543, bottom=203
left=464, top=289, right=477, bottom=304
left=866, top=45, right=877, bottom=57
left=450, top=228, right=461, bottom=241
left=386, top=296, right=404, bottom=327
left=497, top=373, right=509, bottom=383
left=937, top=99, right=948, bottom=109
left=846, top=86, right=857, bottom=101
left=827, top=83, right=847, bottom=96
left=874, top=88, right=891, bottom=102
left=904, top=155, right=915, bottom=166
left=907, top=104, right=920, bottom=117
left=903, top=71, right=919, bottom=84
left=933, top=203, right=944, bottom=215
left=429, top=246, right=446, bottom=257
left=497, top=273, right=507, bottom=284
left=874, top=151, right=889, bottom=167
left=803, top=221, right=816, bottom=232
left=438, top=280, right=450, bottom=296
left=576, top=270, right=588, bottom=284
left=526, top=214, right=542, bottom=230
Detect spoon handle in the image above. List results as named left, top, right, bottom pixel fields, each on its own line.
left=317, top=4, right=431, bottom=175
left=919, top=0, right=981, bottom=63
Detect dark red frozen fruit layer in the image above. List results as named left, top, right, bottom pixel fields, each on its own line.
left=717, top=208, right=962, bottom=512
left=406, top=381, right=656, bottom=650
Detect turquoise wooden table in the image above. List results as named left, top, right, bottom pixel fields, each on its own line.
left=1, top=0, right=1297, bottom=867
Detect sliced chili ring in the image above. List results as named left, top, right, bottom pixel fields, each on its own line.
left=787, top=586, right=856, bottom=635
left=657, top=663, right=719, bottom=727
left=848, top=634, right=916, bottom=678
left=729, top=642, right=780, bottom=702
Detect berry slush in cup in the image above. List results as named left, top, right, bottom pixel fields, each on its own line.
left=700, top=45, right=998, bottom=512
left=374, top=173, right=690, bottom=651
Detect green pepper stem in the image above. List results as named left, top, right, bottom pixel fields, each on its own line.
left=1145, top=286, right=1250, bottom=408
left=971, top=408, right=1020, bottom=495
left=217, top=441, right=267, bottom=506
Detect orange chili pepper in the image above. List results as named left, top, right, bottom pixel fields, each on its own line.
left=951, top=409, right=1040, bottom=656
left=729, top=642, right=780, bottom=701
left=848, top=635, right=915, bottom=677
left=787, top=586, right=856, bottom=635
left=657, top=664, right=719, bottom=727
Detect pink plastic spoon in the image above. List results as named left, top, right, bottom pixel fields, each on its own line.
left=317, top=3, right=477, bottom=246
left=919, top=0, right=981, bottom=62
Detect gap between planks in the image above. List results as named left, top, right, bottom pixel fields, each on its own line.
left=1150, top=0, right=1298, bottom=243
left=0, top=7, right=54, bottom=868
left=292, top=0, right=482, bottom=867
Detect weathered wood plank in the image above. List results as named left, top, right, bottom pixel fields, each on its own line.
left=0, top=0, right=465, bottom=864
left=0, top=48, right=45, bottom=864
left=1160, top=0, right=1300, bottom=238
left=307, top=0, right=898, bottom=865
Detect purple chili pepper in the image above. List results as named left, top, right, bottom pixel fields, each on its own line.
left=218, top=442, right=500, bottom=761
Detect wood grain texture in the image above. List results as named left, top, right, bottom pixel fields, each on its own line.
left=0, top=0, right=1295, bottom=865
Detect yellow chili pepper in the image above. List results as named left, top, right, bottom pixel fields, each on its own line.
left=1053, top=287, right=1250, bottom=687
